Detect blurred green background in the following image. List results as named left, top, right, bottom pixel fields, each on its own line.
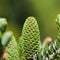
left=0, top=0, right=60, bottom=41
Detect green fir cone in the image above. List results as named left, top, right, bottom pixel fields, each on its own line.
left=21, top=17, right=41, bottom=60
left=0, top=18, right=20, bottom=60
left=2, top=31, right=20, bottom=60
left=56, top=14, right=60, bottom=48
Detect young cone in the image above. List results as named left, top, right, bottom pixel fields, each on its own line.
left=21, top=17, right=41, bottom=60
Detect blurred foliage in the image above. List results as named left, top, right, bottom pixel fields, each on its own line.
left=0, top=0, right=60, bottom=41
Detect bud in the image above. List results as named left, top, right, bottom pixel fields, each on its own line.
left=3, top=52, right=8, bottom=59
left=44, top=37, right=52, bottom=44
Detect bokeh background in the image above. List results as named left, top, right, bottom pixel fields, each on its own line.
left=0, top=0, right=60, bottom=41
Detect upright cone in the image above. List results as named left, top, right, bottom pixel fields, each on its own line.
left=21, top=17, right=41, bottom=60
